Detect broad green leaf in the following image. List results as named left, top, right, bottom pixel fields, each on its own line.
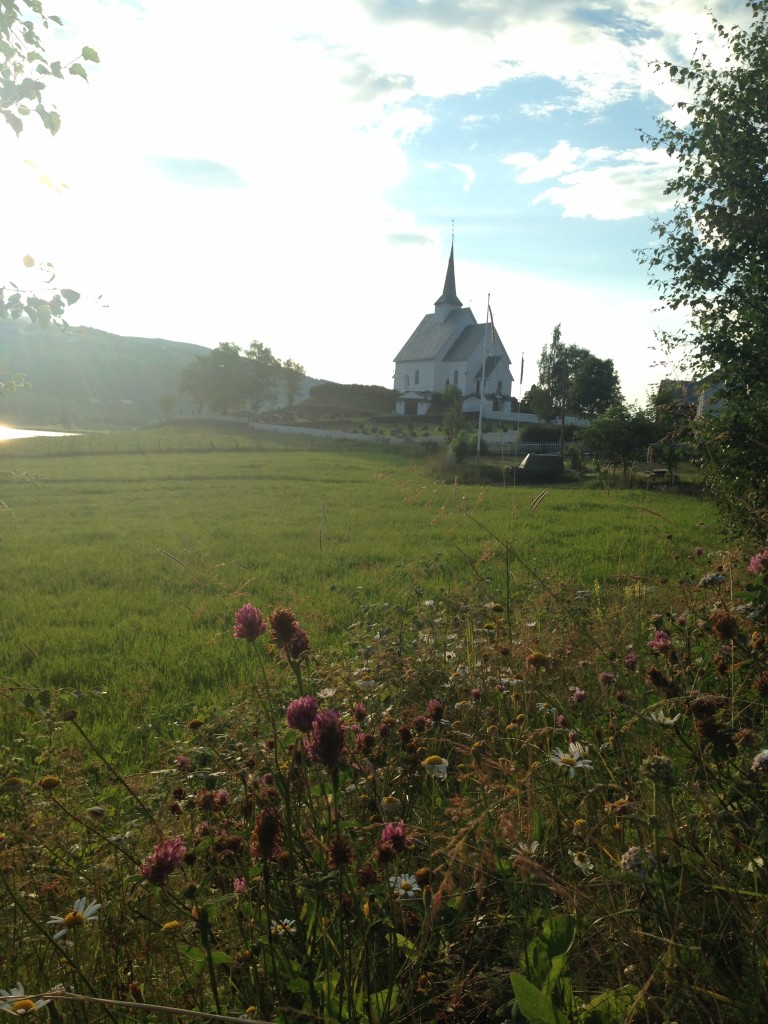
left=61, top=289, right=80, bottom=305
left=68, top=63, right=87, bottom=80
left=510, top=973, right=569, bottom=1024
left=82, top=46, right=100, bottom=62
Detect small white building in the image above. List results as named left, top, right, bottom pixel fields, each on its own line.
left=393, top=245, right=513, bottom=417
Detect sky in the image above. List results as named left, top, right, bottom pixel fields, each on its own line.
left=1, top=0, right=753, bottom=405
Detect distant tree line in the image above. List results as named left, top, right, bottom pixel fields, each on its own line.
left=180, top=342, right=305, bottom=415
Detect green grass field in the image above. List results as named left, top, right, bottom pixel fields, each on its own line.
left=2, top=427, right=721, bottom=756
left=3, top=426, right=768, bottom=1024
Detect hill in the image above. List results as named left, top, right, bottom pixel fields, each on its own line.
left=0, top=320, right=210, bottom=429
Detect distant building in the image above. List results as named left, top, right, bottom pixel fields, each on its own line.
left=393, top=245, right=513, bottom=417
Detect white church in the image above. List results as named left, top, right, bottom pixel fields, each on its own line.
left=393, top=244, right=514, bottom=417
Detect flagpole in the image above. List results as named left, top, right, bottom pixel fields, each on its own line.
left=515, top=353, right=524, bottom=458
left=476, top=294, right=490, bottom=464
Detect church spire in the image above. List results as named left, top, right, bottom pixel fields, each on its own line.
left=434, top=240, right=462, bottom=312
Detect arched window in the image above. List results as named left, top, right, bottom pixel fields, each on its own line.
left=404, top=374, right=410, bottom=389
left=445, top=378, right=450, bottom=391
left=453, top=370, right=459, bottom=386
left=414, top=370, right=420, bottom=386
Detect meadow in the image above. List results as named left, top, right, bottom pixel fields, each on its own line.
left=1, top=426, right=766, bottom=1024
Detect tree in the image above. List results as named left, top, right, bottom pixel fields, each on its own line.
left=569, top=353, right=623, bottom=418
left=181, top=343, right=251, bottom=414
left=577, top=404, right=656, bottom=481
left=280, top=357, right=305, bottom=407
left=524, top=324, right=622, bottom=422
left=0, top=2, right=98, bottom=326
left=639, top=1, right=768, bottom=535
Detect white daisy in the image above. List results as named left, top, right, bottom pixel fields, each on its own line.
left=390, top=874, right=421, bottom=898
left=422, top=756, right=448, bottom=780
left=0, top=984, right=51, bottom=1016
left=511, top=840, right=541, bottom=858
left=271, top=919, right=296, bottom=936
left=549, top=742, right=593, bottom=778
left=648, top=709, right=682, bottom=727
left=48, top=896, right=101, bottom=941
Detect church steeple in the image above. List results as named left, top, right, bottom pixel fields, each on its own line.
left=434, top=241, right=462, bottom=319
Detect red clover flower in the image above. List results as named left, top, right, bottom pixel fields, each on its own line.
left=140, top=836, right=187, bottom=886
left=234, top=604, right=266, bottom=641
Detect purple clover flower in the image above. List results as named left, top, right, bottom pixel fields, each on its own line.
left=140, top=836, right=187, bottom=886
left=747, top=550, right=768, bottom=575
left=286, top=695, right=319, bottom=733
left=233, top=604, right=266, bottom=641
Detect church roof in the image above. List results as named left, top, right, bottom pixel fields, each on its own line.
left=435, top=242, right=462, bottom=307
left=443, top=324, right=489, bottom=362
left=393, top=308, right=476, bottom=362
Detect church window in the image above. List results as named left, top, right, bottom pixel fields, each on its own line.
left=445, top=378, right=450, bottom=391
left=453, top=370, right=459, bottom=386
left=404, top=374, right=410, bottom=389
left=414, top=370, right=420, bottom=386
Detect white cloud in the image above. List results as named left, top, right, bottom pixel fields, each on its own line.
left=504, top=143, right=673, bottom=219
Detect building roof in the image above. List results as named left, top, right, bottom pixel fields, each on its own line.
left=443, top=323, right=489, bottom=362
left=394, top=308, right=476, bottom=362
left=435, top=242, right=462, bottom=308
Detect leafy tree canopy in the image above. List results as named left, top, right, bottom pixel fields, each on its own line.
left=639, top=0, right=768, bottom=535
left=181, top=342, right=305, bottom=415
left=524, top=324, right=622, bottom=421
left=0, top=1, right=98, bottom=328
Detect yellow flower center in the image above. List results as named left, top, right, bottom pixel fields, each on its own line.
left=62, top=910, right=84, bottom=929
left=561, top=756, right=576, bottom=766
left=13, top=999, right=37, bottom=1013
left=399, top=880, right=413, bottom=892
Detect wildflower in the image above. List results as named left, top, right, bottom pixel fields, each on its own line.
left=285, top=695, right=318, bottom=733
left=568, top=849, right=594, bottom=875
left=511, top=840, right=540, bottom=858
left=390, top=873, right=421, bottom=898
left=746, top=856, right=765, bottom=873
left=233, top=877, right=247, bottom=895
left=526, top=651, right=549, bottom=670
left=570, top=688, right=586, bottom=704
left=640, top=754, right=676, bottom=787
left=380, top=820, right=409, bottom=853
left=140, top=836, right=187, bottom=886
left=623, top=652, right=638, bottom=670
left=381, top=794, right=402, bottom=819
left=422, top=755, right=448, bottom=780
left=48, top=895, right=101, bottom=941
left=427, top=698, right=443, bottom=722
left=233, top=603, right=266, bottom=641
left=271, top=919, right=297, bottom=936
left=698, top=572, right=727, bottom=588
left=1, top=778, right=25, bottom=795
left=648, top=709, right=682, bottom=727
left=747, top=549, right=768, bottom=575
left=269, top=607, right=298, bottom=645
left=0, top=984, right=51, bottom=1016
left=619, top=846, right=656, bottom=876
left=549, top=742, right=593, bottom=778
left=175, top=755, right=191, bottom=772
left=647, top=630, right=670, bottom=654
left=251, top=805, right=282, bottom=862
left=307, top=709, right=346, bottom=769
left=327, top=836, right=354, bottom=869
left=161, top=920, right=182, bottom=931
left=37, top=775, right=60, bottom=791
left=751, top=749, right=768, bottom=773
left=284, top=623, right=310, bottom=662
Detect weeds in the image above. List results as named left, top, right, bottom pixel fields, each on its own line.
left=2, top=533, right=767, bottom=1023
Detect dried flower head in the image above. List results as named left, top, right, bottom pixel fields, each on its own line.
left=307, top=709, right=346, bottom=769
left=252, top=805, right=282, bottom=861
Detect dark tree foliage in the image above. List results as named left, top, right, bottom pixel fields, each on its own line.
left=639, top=1, right=768, bottom=536
left=180, top=342, right=305, bottom=415
left=524, top=324, right=622, bottom=421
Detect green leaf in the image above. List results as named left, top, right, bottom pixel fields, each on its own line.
left=82, top=46, right=100, bottom=63
left=3, top=110, right=23, bottom=135
left=61, top=289, right=80, bottom=305
left=581, top=985, right=639, bottom=1024
left=510, top=974, right=569, bottom=1024
left=68, top=63, right=87, bottom=80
